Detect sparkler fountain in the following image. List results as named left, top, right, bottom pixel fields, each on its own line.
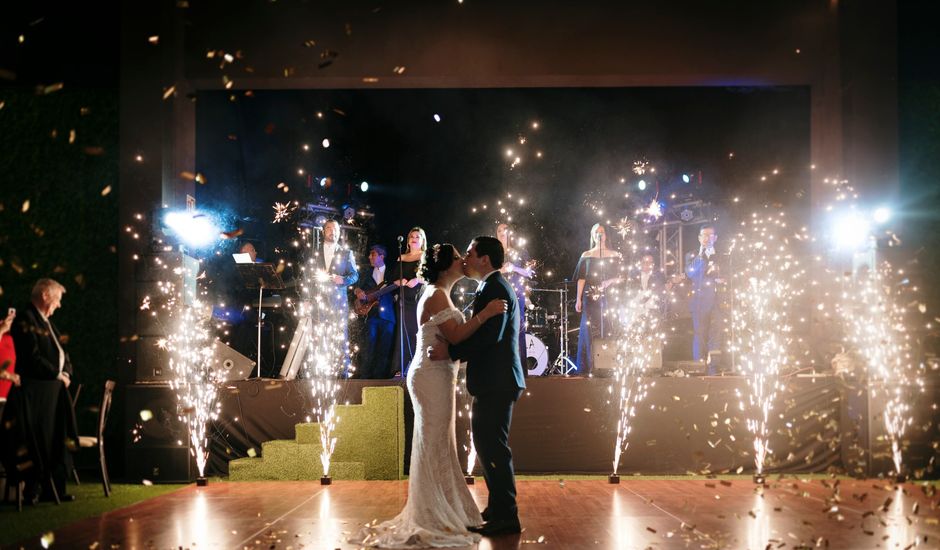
left=297, top=227, right=347, bottom=484
left=728, top=210, right=807, bottom=483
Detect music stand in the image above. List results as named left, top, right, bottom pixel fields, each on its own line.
left=236, top=263, right=286, bottom=378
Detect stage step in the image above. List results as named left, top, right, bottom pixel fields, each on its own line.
left=229, top=386, right=404, bottom=481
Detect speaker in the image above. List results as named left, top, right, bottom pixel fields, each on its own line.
left=136, top=336, right=171, bottom=382
left=213, top=340, right=256, bottom=381
left=123, top=384, right=195, bottom=482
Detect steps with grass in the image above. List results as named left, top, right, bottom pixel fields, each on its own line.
left=229, top=385, right=405, bottom=481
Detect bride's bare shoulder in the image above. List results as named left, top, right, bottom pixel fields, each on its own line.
left=419, top=287, right=450, bottom=323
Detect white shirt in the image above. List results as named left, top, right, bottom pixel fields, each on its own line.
left=39, top=311, right=66, bottom=373
left=323, top=242, right=338, bottom=271
left=373, top=265, right=386, bottom=285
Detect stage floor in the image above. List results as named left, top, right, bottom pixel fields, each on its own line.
left=12, top=477, right=937, bottom=549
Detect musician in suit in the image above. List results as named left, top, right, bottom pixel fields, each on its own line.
left=318, top=219, right=358, bottom=376
left=430, top=236, right=526, bottom=536
left=685, top=224, right=724, bottom=371
left=354, top=245, right=397, bottom=379
left=5, top=278, right=79, bottom=503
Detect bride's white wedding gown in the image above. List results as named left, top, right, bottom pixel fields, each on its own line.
left=355, top=307, right=483, bottom=548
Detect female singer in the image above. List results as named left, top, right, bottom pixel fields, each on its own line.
left=496, top=223, right=534, bottom=370
left=391, top=226, right=427, bottom=377
left=574, top=223, right=622, bottom=375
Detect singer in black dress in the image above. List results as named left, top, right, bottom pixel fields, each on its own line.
left=391, top=227, right=427, bottom=376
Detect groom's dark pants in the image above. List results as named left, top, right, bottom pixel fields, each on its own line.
left=472, top=390, right=521, bottom=521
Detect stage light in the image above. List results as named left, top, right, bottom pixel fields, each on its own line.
left=360, top=181, right=369, bottom=192
left=163, top=210, right=220, bottom=248
left=637, top=179, right=647, bottom=191
left=433, top=114, right=441, bottom=122
left=873, top=206, right=892, bottom=224
left=831, top=211, right=872, bottom=250
left=682, top=174, right=690, bottom=184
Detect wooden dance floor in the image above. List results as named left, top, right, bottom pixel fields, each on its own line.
left=12, top=478, right=938, bottom=549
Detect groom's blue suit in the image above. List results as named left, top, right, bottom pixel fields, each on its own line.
left=449, top=271, right=526, bottom=523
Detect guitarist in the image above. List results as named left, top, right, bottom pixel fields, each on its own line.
left=354, top=245, right=397, bottom=379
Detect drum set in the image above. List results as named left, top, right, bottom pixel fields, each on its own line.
left=523, top=286, right=578, bottom=376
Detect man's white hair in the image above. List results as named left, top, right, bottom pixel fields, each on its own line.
left=31, top=278, right=66, bottom=301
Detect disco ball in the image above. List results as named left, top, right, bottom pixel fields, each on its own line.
left=680, top=208, right=694, bottom=222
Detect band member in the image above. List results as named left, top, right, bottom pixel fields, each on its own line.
left=354, top=245, right=397, bottom=379
left=574, top=224, right=622, bottom=375
left=318, top=219, right=359, bottom=376
left=632, top=253, right=668, bottom=372
left=391, top=227, right=426, bottom=377
left=496, top=223, right=534, bottom=369
left=685, top=224, right=724, bottom=371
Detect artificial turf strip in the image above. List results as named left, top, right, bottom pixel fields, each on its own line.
left=0, top=482, right=186, bottom=547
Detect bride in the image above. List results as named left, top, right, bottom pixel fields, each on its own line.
left=355, top=243, right=507, bottom=548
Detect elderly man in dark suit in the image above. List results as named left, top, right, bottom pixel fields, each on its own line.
left=6, top=278, right=79, bottom=503
left=431, top=235, right=526, bottom=537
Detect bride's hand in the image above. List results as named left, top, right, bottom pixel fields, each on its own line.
left=482, top=299, right=508, bottom=319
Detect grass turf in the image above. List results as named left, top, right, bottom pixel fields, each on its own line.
left=0, top=481, right=186, bottom=547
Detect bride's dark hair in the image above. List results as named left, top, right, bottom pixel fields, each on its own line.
left=418, top=243, right=458, bottom=284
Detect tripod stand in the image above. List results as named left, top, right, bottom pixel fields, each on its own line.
left=531, top=285, right=577, bottom=376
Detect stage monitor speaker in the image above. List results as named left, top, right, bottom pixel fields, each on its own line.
left=214, top=340, right=256, bottom=381
left=123, top=384, right=195, bottom=483
left=592, top=338, right=619, bottom=371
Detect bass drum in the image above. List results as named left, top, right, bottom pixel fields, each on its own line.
left=525, top=333, right=549, bottom=376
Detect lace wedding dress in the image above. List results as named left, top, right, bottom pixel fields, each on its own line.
left=354, top=307, right=483, bottom=548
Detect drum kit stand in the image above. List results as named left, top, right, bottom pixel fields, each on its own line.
left=526, top=285, right=578, bottom=376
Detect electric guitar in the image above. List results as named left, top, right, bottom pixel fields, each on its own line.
left=353, top=282, right=401, bottom=317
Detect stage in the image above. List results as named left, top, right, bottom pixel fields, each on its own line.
left=123, top=374, right=938, bottom=481
left=9, top=477, right=937, bottom=549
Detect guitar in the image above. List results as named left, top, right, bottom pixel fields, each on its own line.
left=353, top=282, right=401, bottom=317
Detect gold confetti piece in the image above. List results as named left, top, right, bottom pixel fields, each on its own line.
left=393, top=66, right=406, bottom=75
left=40, top=82, right=64, bottom=95
left=88, top=542, right=99, bottom=549
left=0, top=101, right=4, bottom=110
left=18, top=35, right=25, bottom=44
left=163, top=85, right=176, bottom=100
left=69, top=129, right=76, bottom=144
left=536, top=535, right=546, bottom=543
left=247, top=447, right=257, bottom=457
left=21, top=200, right=30, bottom=213
left=101, top=185, right=112, bottom=196
left=40, top=532, right=54, bottom=548
left=583, top=408, right=591, bottom=412
left=142, top=479, right=153, bottom=485
left=195, top=173, right=206, bottom=184
left=362, top=77, right=379, bottom=83
left=221, top=228, right=244, bottom=239
left=148, top=35, right=159, bottom=44
left=139, top=409, right=153, bottom=421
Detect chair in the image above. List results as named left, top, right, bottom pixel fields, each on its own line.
left=75, top=380, right=115, bottom=497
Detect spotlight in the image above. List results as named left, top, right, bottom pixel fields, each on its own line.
left=360, top=181, right=369, bottom=192
left=873, top=206, right=891, bottom=224
left=163, top=210, right=220, bottom=248
left=831, top=211, right=872, bottom=250
left=637, top=179, right=647, bottom=191
left=682, top=174, right=691, bottom=184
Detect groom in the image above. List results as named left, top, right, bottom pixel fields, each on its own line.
left=430, top=235, right=526, bottom=536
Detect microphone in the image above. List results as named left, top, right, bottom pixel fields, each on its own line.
left=397, top=235, right=404, bottom=243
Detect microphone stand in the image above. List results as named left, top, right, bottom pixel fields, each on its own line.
left=397, top=235, right=405, bottom=376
